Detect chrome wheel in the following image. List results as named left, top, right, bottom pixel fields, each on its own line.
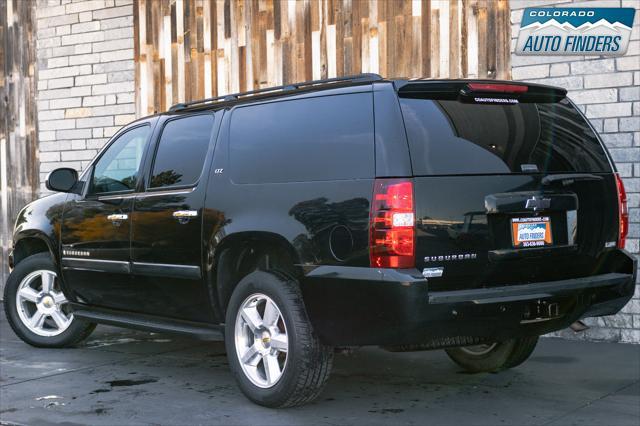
left=234, top=293, right=288, bottom=388
left=459, top=342, right=498, bottom=356
left=15, top=270, right=73, bottom=337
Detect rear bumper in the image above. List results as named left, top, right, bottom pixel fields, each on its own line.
left=427, top=273, right=630, bottom=305
left=301, top=250, right=636, bottom=346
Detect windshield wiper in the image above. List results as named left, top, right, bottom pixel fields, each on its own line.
left=541, top=173, right=603, bottom=186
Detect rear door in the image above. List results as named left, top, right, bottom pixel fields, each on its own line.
left=398, top=84, right=618, bottom=291
left=129, top=112, right=218, bottom=322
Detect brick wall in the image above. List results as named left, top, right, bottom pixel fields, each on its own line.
left=35, top=0, right=135, bottom=192
left=511, top=0, right=640, bottom=343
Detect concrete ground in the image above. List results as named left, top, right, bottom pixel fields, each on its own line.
left=1, top=306, right=639, bottom=426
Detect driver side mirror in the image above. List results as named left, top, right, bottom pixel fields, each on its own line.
left=45, top=168, right=78, bottom=193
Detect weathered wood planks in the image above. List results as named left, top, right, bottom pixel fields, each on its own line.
left=134, top=0, right=512, bottom=114
left=0, top=0, right=39, bottom=289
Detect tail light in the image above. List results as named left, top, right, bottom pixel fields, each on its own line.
left=615, top=173, right=628, bottom=249
left=369, top=179, right=415, bottom=268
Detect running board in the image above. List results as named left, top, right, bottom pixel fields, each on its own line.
left=70, top=304, right=224, bottom=341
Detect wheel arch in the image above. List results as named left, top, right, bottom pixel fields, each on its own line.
left=12, top=233, right=57, bottom=269
left=211, top=231, right=302, bottom=317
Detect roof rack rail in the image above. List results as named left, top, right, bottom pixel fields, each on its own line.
left=168, top=73, right=383, bottom=112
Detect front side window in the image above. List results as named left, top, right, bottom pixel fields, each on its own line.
left=149, top=114, right=214, bottom=189
left=91, top=125, right=150, bottom=194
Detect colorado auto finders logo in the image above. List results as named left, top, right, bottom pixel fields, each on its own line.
left=516, top=8, right=636, bottom=55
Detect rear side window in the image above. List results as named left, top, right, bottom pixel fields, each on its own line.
left=229, top=93, right=374, bottom=183
left=150, top=114, right=214, bottom=188
left=400, top=97, right=612, bottom=175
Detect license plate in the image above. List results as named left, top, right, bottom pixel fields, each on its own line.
left=511, top=217, right=552, bottom=248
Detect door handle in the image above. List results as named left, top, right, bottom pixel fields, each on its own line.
left=107, top=214, right=128, bottom=226
left=173, top=210, right=198, bottom=224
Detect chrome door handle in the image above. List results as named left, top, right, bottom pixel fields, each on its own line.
left=107, top=214, right=128, bottom=226
left=173, top=210, right=198, bottom=224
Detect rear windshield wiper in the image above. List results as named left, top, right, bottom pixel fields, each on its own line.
left=541, top=173, right=603, bottom=186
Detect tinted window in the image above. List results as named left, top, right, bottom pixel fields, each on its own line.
left=150, top=114, right=214, bottom=188
left=400, top=97, right=611, bottom=175
left=230, top=93, right=374, bottom=183
left=91, top=125, right=150, bottom=194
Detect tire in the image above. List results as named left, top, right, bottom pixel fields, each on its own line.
left=445, top=336, right=539, bottom=373
left=3, top=253, right=96, bottom=348
left=225, top=270, right=333, bottom=408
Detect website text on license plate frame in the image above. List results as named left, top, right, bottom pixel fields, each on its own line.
left=511, top=216, right=553, bottom=248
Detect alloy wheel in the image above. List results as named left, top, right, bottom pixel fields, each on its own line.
left=459, top=342, right=498, bottom=356
left=234, top=293, right=289, bottom=388
left=15, top=270, right=73, bottom=337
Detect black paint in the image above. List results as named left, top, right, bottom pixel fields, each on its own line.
left=8, top=78, right=637, bottom=348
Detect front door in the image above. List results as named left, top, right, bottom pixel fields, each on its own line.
left=130, top=113, right=218, bottom=322
left=61, top=123, right=153, bottom=309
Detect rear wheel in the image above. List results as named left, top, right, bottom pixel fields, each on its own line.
left=3, top=253, right=96, bottom=348
left=445, top=336, right=539, bottom=373
left=225, top=270, right=333, bottom=407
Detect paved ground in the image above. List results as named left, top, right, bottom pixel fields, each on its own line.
left=1, top=306, right=639, bottom=426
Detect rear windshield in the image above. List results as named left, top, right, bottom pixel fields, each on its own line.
left=399, top=97, right=612, bottom=175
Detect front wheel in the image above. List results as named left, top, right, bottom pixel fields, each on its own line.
left=225, top=270, right=333, bottom=408
left=3, top=253, right=96, bottom=348
left=445, top=336, right=539, bottom=373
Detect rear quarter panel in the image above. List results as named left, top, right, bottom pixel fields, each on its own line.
left=203, top=102, right=374, bottom=269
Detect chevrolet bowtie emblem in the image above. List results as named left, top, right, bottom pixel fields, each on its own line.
left=525, top=196, right=551, bottom=212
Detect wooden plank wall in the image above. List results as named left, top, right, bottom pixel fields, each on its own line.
left=0, top=0, right=39, bottom=288
left=134, top=0, right=511, bottom=115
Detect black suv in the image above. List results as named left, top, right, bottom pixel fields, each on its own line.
left=4, top=74, right=635, bottom=407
